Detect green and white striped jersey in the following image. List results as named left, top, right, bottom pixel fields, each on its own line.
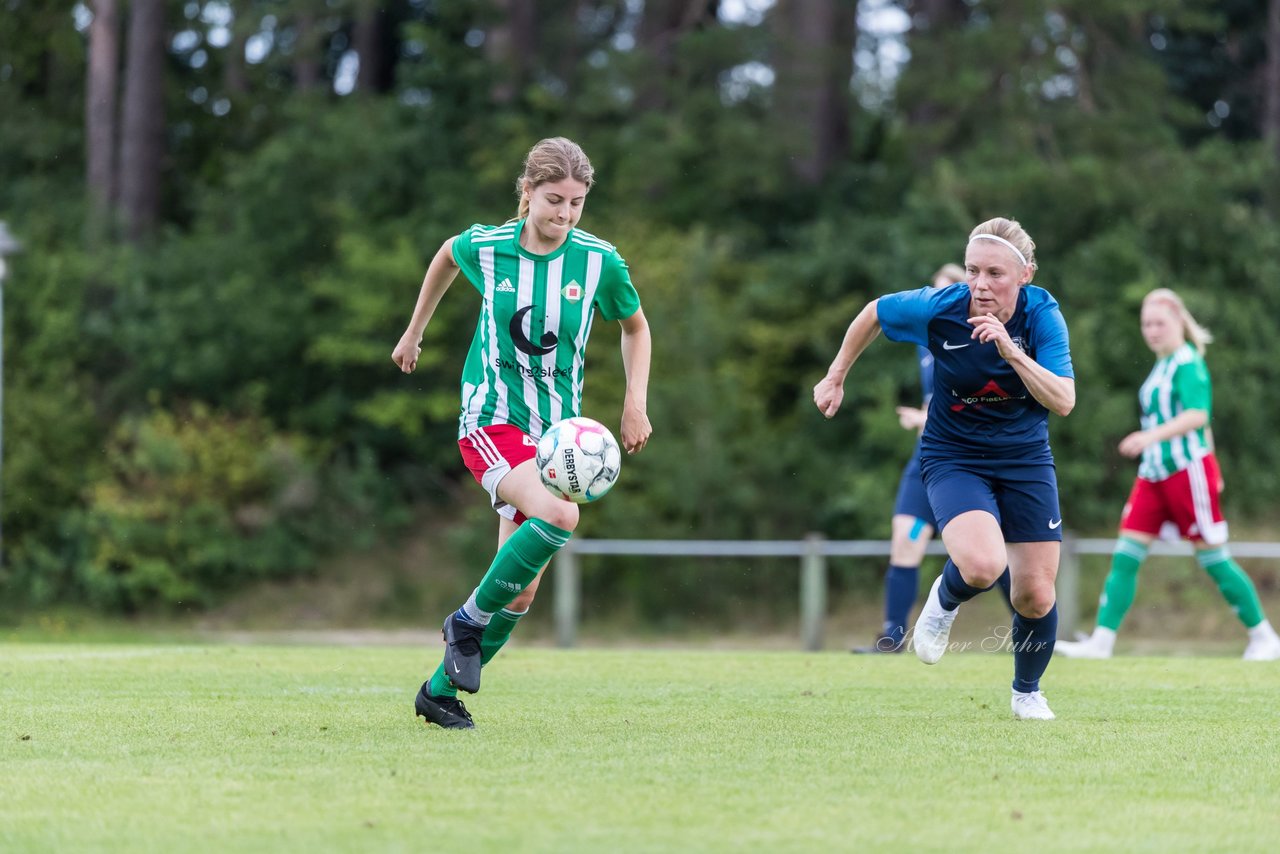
left=1136, top=342, right=1212, bottom=481
left=450, top=220, right=641, bottom=439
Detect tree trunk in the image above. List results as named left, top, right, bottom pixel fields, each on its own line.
left=225, top=12, right=249, bottom=96
left=771, top=0, right=855, bottom=184
left=293, top=12, right=323, bottom=92
left=635, top=0, right=718, bottom=111
left=354, top=0, right=395, bottom=94
left=86, top=0, right=120, bottom=220
left=1265, top=0, right=1280, bottom=164
left=904, top=0, right=968, bottom=127
left=486, top=0, right=538, bottom=104
left=118, top=0, right=166, bottom=241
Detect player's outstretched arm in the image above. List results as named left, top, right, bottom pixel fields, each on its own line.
left=392, top=238, right=461, bottom=374
left=619, top=307, right=652, bottom=455
left=1118, top=408, right=1207, bottom=458
left=814, top=299, right=882, bottom=419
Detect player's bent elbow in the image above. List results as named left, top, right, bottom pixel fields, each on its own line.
left=1054, top=380, right=1076, bottom=417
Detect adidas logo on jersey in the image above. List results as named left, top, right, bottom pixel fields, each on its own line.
left=496, top=278, right=516, bottom=293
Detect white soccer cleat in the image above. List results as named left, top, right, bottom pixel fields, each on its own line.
left=1011, top=690, right=1056, bottom=720
left=1242, top=633, right=1280, bottom=661
left=911, top=575, right=958, bottom=665
left=1055, top=627, right=1115, bottom=659
left=1054, top=638, right=1113, bottom=659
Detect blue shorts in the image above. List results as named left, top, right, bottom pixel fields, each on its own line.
left=892, top=452, right=936, bottom=529
left=920, top=458, right=1062, bottom=543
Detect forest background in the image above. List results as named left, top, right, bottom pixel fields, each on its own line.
left=3, top=0, right=1280, bottom=635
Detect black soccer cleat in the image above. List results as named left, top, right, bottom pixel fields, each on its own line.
left=415, top=681, right=475, bottom=730
left=441, top=611, right=485, bottom=694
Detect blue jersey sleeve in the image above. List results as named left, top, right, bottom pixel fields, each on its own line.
left=1026, top=288, right=1074, bottom=378
left=878, top=283, right=969, bottom=347
left=877, top=286, right=938, bottom=347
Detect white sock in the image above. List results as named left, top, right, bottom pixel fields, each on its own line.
left=1247, top=620, right=1278, bottom=643
left=1091, top=626, right=1117, bottom=653
left=460, top=591, right=493, bottom=627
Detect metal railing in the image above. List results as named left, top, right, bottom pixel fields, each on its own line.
left=551, top=535, right=1280, bottom=650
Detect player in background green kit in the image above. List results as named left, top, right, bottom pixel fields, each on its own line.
left=1058, top=288, right=1280, bottom=661
left=392, top=138, right=653, bottom=728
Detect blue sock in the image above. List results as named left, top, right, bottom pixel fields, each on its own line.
left=881, top=564, right=919, bottom=644
left=1011, top=603, right=1058, bottom=694
left=938, top=559, right=987, bottom=612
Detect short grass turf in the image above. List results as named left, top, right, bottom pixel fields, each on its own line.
left=3, top=644, right=1278, bottom=853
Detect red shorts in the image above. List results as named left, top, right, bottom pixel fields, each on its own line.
left=1119, top=453, right=1228, bottom=545
left=458, top=425, right=538, bottom=523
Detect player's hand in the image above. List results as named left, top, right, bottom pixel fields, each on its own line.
left=896, top=405, right=927, bottom=431
left=1117, top=430, right=1151, bottom=458
left=392, top=334, right=422, bottom=373
left=813, top=376, right=844, bottom=419
left=967, top=313, right=1019, bottom=360
left=620, top=401, right=651, bottom=455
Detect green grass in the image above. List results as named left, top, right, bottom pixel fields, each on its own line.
left=3, top=644, right=1279, bottom=853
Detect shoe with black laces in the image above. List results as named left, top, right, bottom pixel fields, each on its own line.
left=415, top=681, right=475, bottom=730
left=442, top=610, right=485, bottom=693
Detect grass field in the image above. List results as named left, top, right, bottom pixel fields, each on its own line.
left=3, top=643, right=1279, bottom=853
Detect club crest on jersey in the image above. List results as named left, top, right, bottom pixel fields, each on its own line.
left=496, top=278, right=516, bottom=293
left=562, top=281, right=583, bottom=302
left=1010, top=336, right=1027, bottom=354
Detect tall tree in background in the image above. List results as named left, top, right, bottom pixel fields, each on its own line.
left=902, top=0, right=968, bottom=128
left=86, top=0, right=120, bottom=224
left=770, top=0, right=855, bottom=184
left=292, top=10, right=324, bottom=91
left=118, top=0, right=166, bottom=241
left=1265, top=0, right=1280, bottom=164
left=486, top=0, right=538, bottom=103
left=635, top=0, right=720, bottom=110
left=224, top=7, right=249, bottom=97
left=354, top=0, right=396, bottom=94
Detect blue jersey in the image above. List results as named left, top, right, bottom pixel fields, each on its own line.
left=877, top=283, right=1073, bottom=463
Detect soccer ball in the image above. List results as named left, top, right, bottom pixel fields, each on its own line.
left=536, top=417, right=622, bottom=503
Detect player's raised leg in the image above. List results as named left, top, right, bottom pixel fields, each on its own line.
left=913, top=509, right=1007, bottom=664
left=440, top=460, right=578, bottom=694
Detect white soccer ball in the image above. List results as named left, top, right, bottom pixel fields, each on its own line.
left=536, top=417, right=622, bottom=503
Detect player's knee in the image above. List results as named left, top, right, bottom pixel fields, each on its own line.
left=535, top=501, right=579, bottom=532
left=889, top=537, right=926, bottom=566
left=955, top=556, right=1005, bottom=588
left=1012, top=589, right=1055, bottom=618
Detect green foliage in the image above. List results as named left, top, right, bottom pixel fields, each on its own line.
left=70, top=405, right=325, bottom=610
left=4, top=0, right=1280, bottom=615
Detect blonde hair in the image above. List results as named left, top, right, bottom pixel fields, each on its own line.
left=1144, top=288, right=1213, bottom=355
left=515, top=137, right=595, bottom=220
left=933, top=263, right=965, bottom=285
left=968, top=217, right=1037, bottom=273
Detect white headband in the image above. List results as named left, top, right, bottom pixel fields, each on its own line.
left=968, top=234, right=1029, bottom=267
